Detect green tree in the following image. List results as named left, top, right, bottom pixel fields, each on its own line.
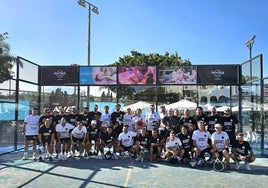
left=111, top=50, right=191, bottom=102
left=112, top=50, right=191, bottom=66
left=0, top=32, right=14, bottom=83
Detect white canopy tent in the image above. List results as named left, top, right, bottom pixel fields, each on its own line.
left=122, top=101, right=152, bottom=111
left=165, top=99, right=197, bottom=110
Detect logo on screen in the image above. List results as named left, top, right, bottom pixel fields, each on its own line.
left=54, top=70, right=66, bottom=79
left=211, top=69, right=224, bottom=78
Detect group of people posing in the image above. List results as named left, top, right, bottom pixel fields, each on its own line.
left=22, top=103, right=255, bottom=171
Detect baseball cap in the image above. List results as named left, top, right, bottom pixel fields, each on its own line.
left=91, top=120, right=97, bottom=124
left=215, top=123, right=222, bottom=128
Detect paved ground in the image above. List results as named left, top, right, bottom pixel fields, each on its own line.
left=0, top=151, right=267, bottom=188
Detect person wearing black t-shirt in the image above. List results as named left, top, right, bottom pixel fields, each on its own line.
left=110, top=103, right=125, bottom=138
left=86, top=120, right=102, bottom=156
left=99, top=125, right=118, bottom=159
left=177, top=125, right=193, bottom=163
left=79, top=107, right=91, bottom=128
left=222, top=107, right=240, bottom=146
left=179, top=109, right=197, bottom=134
left=68, top=106, right=80, bottom=126
left=207, top=106, right=222, bottom=135
left=149, top=128, right=164, bottom=162
left=231, top=133, right=255, bottom=171
left=134, top=128, right=150, bottom=161
left=39, top=108, right=54, bottom=127
left=89, top=104, right=102, bottom=121
left=53, top=106, right=69, bottom=126
left=193, top=106, right=208, bottom=126
left=162, top=108, right=180, bottom=139
left=38, top=118, right=55, bottom=161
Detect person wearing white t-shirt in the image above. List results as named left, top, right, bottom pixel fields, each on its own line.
left=22, top=108, right=40, bottom=160
left=164, top=130, right=183, bottom=162
left=132, top=108, right=146, bottom=133
left=123, top=108, right=134, bottom=131
left=145, top=104, right=160, bottom=135
left=192, top=120, right=214, bottom=165
left=70, top=121, right=87, bottom=158
left=56, top=117, right=75, bottom=160
left=211, top=123, right=231, bottom=170
left=116, top=125, right=137, bottom=157
left=100, top=106, right=111, bottom=130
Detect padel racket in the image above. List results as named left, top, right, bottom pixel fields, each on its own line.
left=213, top=157, right=224, bottom=172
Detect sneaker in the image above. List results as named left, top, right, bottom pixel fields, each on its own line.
left=245, top=162, right=251, bottom=171
left=177, top=157, right=182, bottom=163
left=197, top=159, right=204, bottom=166
left=63, top=154, right=68, bottom=160
left=39, top=156, right=43, bottom=162
left=226, top=164, right=231, bottom=171
left=119, top=152, right=125, bottom=159
left=33, top=155, right=37, bottom=160
left=235, top=162, right=241, bottom=170
left=22, top=154, right=27, bottom=160
left=135, top=155, right=142, bottom=161
left=113, top=153, right=119, bottom=160
left=84, top=155, right=89, bottom=160
left=97, top=153, right=104, bottom=160
left=58, top=154, right=62, bottom=160
left=189, top=160, right=197, bottom=167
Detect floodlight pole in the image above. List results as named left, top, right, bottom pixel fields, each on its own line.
left=77, top=0, right=99, bottom=108
left=245, top=35, right=256, bottom=131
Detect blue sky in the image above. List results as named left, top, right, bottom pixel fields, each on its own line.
left=1, top=0, right=267, bottom=77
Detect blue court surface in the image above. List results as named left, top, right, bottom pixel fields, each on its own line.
left=0, top=151, right=267, bottom=188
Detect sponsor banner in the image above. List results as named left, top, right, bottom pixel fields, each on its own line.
left=118, top=66, right=156, bottom=85
left=41, top=66, right=78, bottom=86
left=0, top=100, right=30, bottom=121
left=80, top=66, right=117, bottom=85
left=158, top=66, right=197, bottom=85
left=197, top=65, right=239, bottom=85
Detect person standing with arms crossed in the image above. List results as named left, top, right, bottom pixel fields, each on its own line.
left=22, top=108, right=40, bottom=160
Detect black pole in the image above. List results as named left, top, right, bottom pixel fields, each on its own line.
left=14, top=57, right=20, bottom=150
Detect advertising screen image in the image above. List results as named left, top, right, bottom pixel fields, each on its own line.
left=158, top=66, right=197, bottom=85
left=118, top=66, right=156, bottom=85
left=80, top=66, right=117, bottom=85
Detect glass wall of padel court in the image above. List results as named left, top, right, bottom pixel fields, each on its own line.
left=0, top=55, right=267, bottom=155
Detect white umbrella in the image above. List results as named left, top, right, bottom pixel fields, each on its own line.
left=216, top=106, right=229, bottom=112
left=166, top=99, right=197, bottom=110
left=122, top=101, right=152, bottom=111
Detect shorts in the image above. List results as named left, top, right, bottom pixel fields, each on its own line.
left=151, top=145, right=159, bottom=154
left=199, top=147, right=213, bottom=159
left=72, top=137, right=84, bottom=143
left=122, top=146, right=132, bottom=151
left=25, top=135, right=38, bottom=141
left=60, top=137, right=71, bottom=143
left=217, top=148, right=229, bottom=161
left=183, top=148, right=192, bottom=158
